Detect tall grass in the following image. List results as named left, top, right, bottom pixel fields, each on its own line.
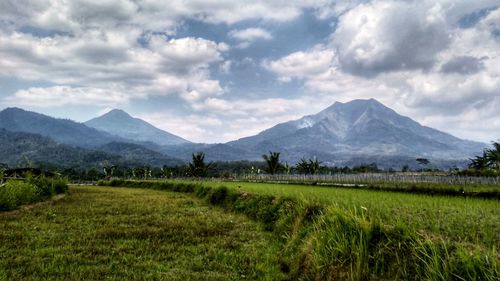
left=0, top=176, right=68, bottom=211
left=99, top=179, right=499, bottom=280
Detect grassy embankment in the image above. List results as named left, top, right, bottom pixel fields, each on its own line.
left=102, top=179, right=500, bottom=280
left=0, top=186, right=284, bottom=280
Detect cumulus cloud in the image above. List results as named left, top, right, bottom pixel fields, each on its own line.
left=229, top=27, right=272, bottom=48
left=0, top=31, right=227, bottom=105
left=3, top=86, right=130, bottom=107
left=263, top=47, right=335, bottom=81
left=331, top=1, right=451, bottom=77
left=440, top=56, right=485, bottom=74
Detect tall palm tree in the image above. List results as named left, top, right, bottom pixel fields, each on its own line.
left=262, top=151, right=283, bottom=175
left=187, top=152, right=213, bottom=177
left=296, top=157, right=321, bottom=175
left=309, top=158, right=321, bottom=175
left=469, top=151, right=489, bottom=170
left=296, top=158, right=310, bottom=174
left=486, top=141, right=500, bottom=170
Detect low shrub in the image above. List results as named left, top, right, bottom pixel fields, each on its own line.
left=0, top=181, right=37, bottom=211
left=0, top=176, right=68, bottom=211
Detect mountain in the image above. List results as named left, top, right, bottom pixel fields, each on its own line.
left=0, top=107, right=121, bottom=148
left=85, top=109, right=190, bottom=146
left=228, top=99, right=486, bottom=165
left=160, top=143, right=256, bottom=162
left=98, top=142, right=182, bottom=166
left=0, top=128, right=117, bottom=168
left=0, top=129, right=181, bottom=168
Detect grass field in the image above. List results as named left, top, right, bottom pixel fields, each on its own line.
left=101, top=179, right=500, bottom=280
left=0, top=186, right=284, bottom=280
left=192, top=180, right=500, bottom=248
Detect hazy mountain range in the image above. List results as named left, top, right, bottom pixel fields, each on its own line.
left=0, top=99, right=487, bottom=169
left=85, top=109, right=189, bottom=146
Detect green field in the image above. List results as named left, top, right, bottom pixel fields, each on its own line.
left=100, top=179, right=500, bottom=280
left=3, top=180, right=499, bottom=280
left=193, top=180, right=500, bottom=248
left=0, top=186, right=284, bottom=280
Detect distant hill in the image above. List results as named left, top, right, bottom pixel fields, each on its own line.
left=98, top=142, right=183, bottom=166
left=160, top=143, right=256, bottom=162
left=0, top=107, right=121, bottom=148
left=227, top=99, right=486, bottom=165
left=0, top=129, right=181, bottom=168
left=85, top=109, right=190, bottom=146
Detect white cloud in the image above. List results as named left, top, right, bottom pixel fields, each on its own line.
left=0, top=31, right=227, bottom=104
left=263, top=47, right=335, bottom=81
left=331, top=1, right=451, bottom=76
left=229, top=27, right=272, bottom=48
left=3, top=86, right=130, bottom=107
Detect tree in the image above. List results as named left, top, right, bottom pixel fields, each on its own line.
left=103, top=164, right=116, bottom=180
left=161, top=165, right=174, bottom=178
left=468, top=140, right=500, bottom=172
left=262, top=151, right=283, bottom=175
left=296, top=158, right=321, bottom=175
left=416, top=158, right=430, bottom=166
left=469, top=151, right=489, bottom=170
left=296, top=158, right=309, bottom=174
left=187, top=152, right=213, bottom=177
left=486, top=141, right=500, bottom=170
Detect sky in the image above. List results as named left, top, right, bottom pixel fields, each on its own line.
left=0, top=0, right=499, bottom=143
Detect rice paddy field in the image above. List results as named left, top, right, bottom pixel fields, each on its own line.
left=194, top=180, right=500, bottom=248
left=0, top=186, right=284, bottom=280
left=2, top=179, right=499, bottom=280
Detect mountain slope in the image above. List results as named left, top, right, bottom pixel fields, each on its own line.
left=85, top=109, right=190, bottom=146
left=228, top=99, right=486, bottom=163
left=0, top=107, right=121, bottom=148
left=0, top=129, right=182, bottom=168
left=98, top=142, right=183, bottom=166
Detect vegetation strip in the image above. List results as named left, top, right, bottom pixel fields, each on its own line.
left=0, top=175, right=68, bottom=211
left=227, top=178, right=500, bottom=200
left=101, top=179, right=500, bottom=281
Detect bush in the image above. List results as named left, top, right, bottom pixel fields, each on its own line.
left=52, top=177, right=69, bottom=194
left=0, top=181, right=37, bottom=211
left=0, top=176, right=68, bottom=212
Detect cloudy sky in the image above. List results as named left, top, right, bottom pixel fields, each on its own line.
left=0, top=0, right=499, bottom=143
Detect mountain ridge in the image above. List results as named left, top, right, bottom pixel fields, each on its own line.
left=0, top=107, right=122, bottom=148
left=227, top=99, right=486, bottom=163
left=85, top=109, right=190, bottom=146
left=0, top=100, right=488, bottom=168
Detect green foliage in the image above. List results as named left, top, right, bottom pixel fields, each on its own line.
left=262, top=151, right=283, bottom=175
left=469, top=140, right=500, bottom=172
left=0, top=176, right=68, bottom=211
left=0, top=181, right=37, bottom=211
left=186, top=152, right=213, bottom=177
left=296, top=158, right=321, bottom=175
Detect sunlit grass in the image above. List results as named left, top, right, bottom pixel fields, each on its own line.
left=0, top=186, right=284, bottom=280
left=186, top=180, right=500, bottom=248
